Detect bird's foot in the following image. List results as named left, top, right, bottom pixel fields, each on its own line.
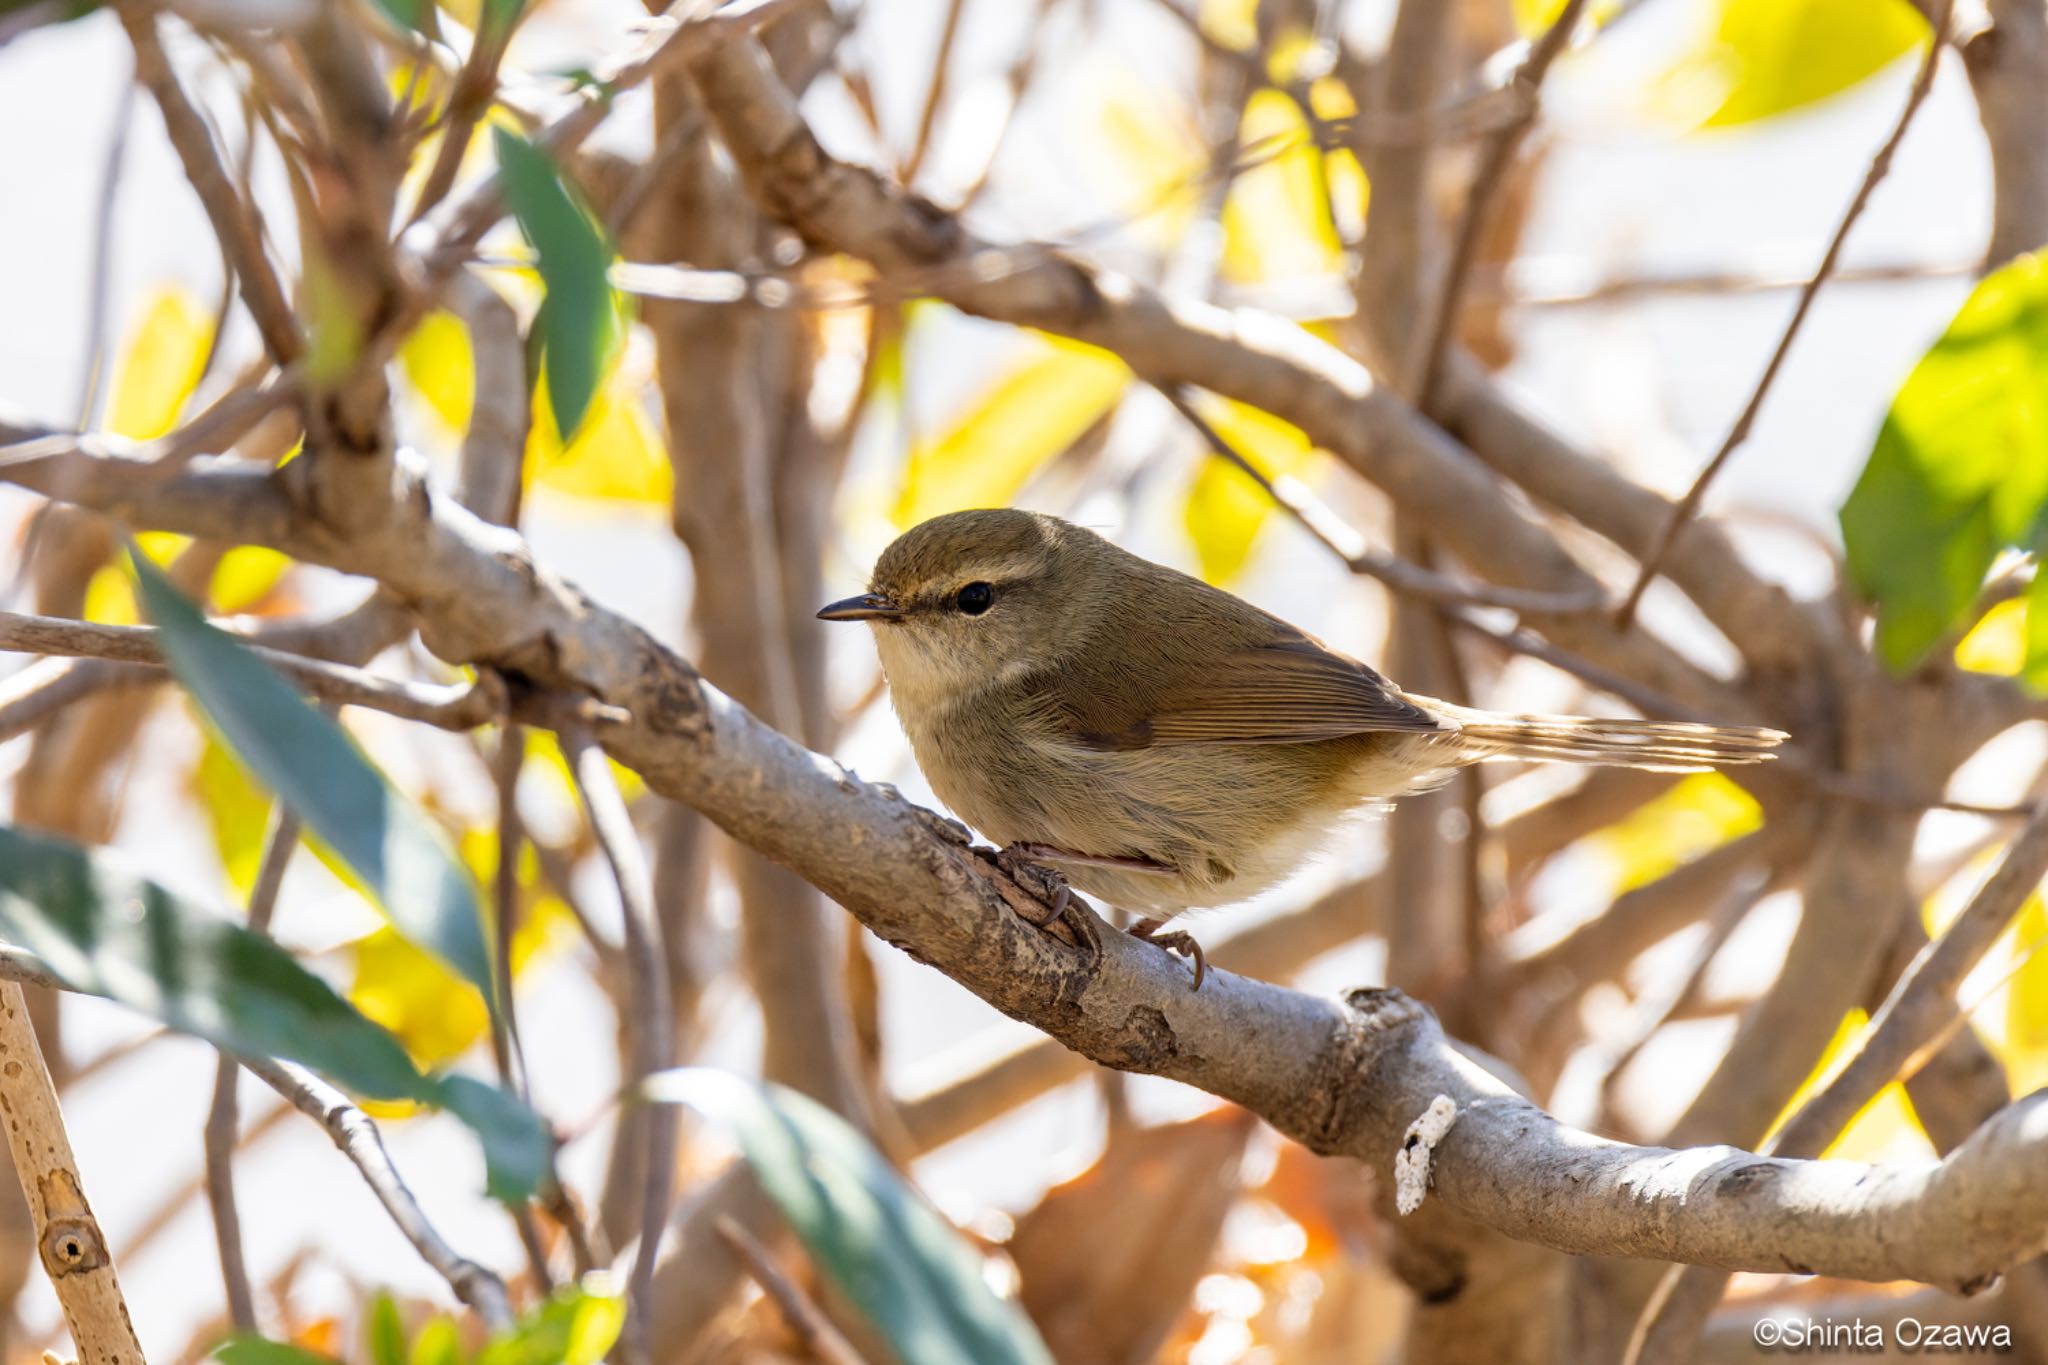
left=991, top=843, right=1101, bottom=966
left=1129, top=916, right=1207, bottom=991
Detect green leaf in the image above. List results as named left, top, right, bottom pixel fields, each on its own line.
left=477, top=1278, right=625, bottom=1365
left=1841, top=249, right=2048, bottom=671
left=643, top=1069, right=1054, bottom=1365
left=214, top=1336, right=341, bottom=1365
left=0, top=823, right=549, bottom=1200
left=1660, top=0, right=1927, bottom=128
left=368, top=1293, right=407, bottom=1365
left=131, top=553, right=495, bottom=1005
left=493, top=128, right=623, bottom=442
left=407, top=1318, right=464, bottom=1365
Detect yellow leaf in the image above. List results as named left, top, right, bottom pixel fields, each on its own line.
left=193, top=735, right=274, bottom=899
left=83, top=532, right=187, bottom=625
left=350, top=926, right=492, bottom=1071
left=456, top=825, right=575, bottom=977
left=106, top=288, right=214, bottom=440
left=1197, top=0, right=1257, bottom=51
left=1091, top=74, right=1208, bottom=250
left=211, top=546, right=294, bottom=614
left=1999, top=899, right=2048, bottom=1095
left=527, top=365, right=671, bottom=505
left=1765, top=1009, right=1934, bottom=1164
left=1955, top=597, right=2026, bottom=675
left=1591, top=772, right=1762, bottom=892
left=894, top=337, right=1128, bottom=528
left=1654, top=0, right=1927, bottom=129
left=399, top=309, right=477, bottom=439
left=1180, top=397, right=1319, bottom=585
left=563, top=1283, right=628, bottom=1365
left=1220, top=90, right=1344, bottom=286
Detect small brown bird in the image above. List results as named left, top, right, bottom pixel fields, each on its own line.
left=820, top=509, right=1783, bottom=985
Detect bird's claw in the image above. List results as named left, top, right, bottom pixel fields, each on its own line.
left=1130, top=916, right=1207, bottom=991
left=990, top=844, right=1101, bottom=966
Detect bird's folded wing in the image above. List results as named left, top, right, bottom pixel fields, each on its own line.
left=1075, top=637, right=1447, bottom=749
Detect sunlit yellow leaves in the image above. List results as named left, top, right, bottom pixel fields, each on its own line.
left=1656, top=0, right=1927, bottom=129
left=351, top=831, right=570, bottom=1076
left=399, top=309, right=478, bottom=439
left=526, top=366, right=670, bottom=505
left=1221, top=91, right=1345, bottom=287
left=894, top=337, right=1128, bottom=529
left=195, top=735, right=274, bottom=900
left=106, top=287, right=213, bottom=440
left=211, top=546, right=294, bottom=615
left=1999, top=899, right=2048, bottom=1095
left=1089, top=73, right=1208, bottom=251
left=1180, top=397, right=1320, bottom=585
left=1955, top=597, right=2027, bottom=675
left=1197, top=0, right=1257, bottom=51
left=350, top=927, right=491, bottom=1074
left=1590, top=773, right=1762, bottom=892
left=1766, top=1009, right=1933, bottom=1164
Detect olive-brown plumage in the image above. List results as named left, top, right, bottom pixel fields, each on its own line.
left=821, top=509, right=1783, bottom=917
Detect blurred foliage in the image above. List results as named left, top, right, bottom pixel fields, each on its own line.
left=1589, top=772, right=1762, bottom=892
left=645, top=1069, right=1055, bottom=1365
left=894, top=331, right=1127, bottom=528
left=219, top=1276, right=621, bottom=1365
left=1657, top=0, right=1927, bottom=128
left=1765, top=1009, right=1933, bottom=1164
left=1219, top=91, right=1347, bottom=286
left=1841, top=249, right=2048, bottom=675
left=1181, top=394, right=1321, bottom=585
left=134, top=553, right=498, bottom=1006
left=0, top=823, right=548, bottom=1197
left=105, top=286, right=212, bottom=440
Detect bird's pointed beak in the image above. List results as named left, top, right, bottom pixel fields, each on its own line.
left=817, top=593, right=903, bottom=622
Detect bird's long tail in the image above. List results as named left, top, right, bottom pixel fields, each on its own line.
left=1433, top=704, right=1786, bottom=772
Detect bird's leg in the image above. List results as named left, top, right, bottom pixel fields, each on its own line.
left=992, top=844, right=1101, bottom=965
left=1129, top=916, right=1207, bottom=991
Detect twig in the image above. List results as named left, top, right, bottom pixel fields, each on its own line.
left=119, top=2, right=301, bottom=365
left=1412, top=0, right=1591, bottom=408
left=713, top=1216, right=868, bottom=1365
left=0, top=657, right=158, bottom=744
left=1160, top=385, right=1604, bottom=615
left=77, top=73, right=138, bottom=428
left=559, top=721, right=675, bottom=1357
left=0, top=611, right=505, bottom=731
left=1626, top=788, right=2048, bottom=1365
left=203, top=807, right=299, bottom=1333
left=245, top=1056, right=515, bottom=1329
left=0, top=982, right=144, bottom=1364
left=902, top=0, right=969, bottom=184
left=1614, top=0, right=1955, bottom=629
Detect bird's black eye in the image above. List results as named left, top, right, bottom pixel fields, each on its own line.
left=954, top=582, right=995, bottom=615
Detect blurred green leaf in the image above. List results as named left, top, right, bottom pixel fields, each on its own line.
left=368, top=1294, right=407, bottom=1365
left=1658, top=0, right=1926, bottom=128
left=132, top=553, right=496, bottom=1005
left=477, top=1278, right=625, bottom=1365
left=214, top=1337, right=341, bottom=1365
left=407, top=1318, right=464, bottom=1365
left=1841, top=249, right=2048, bottom=671
left=493, top=128, right=623, bottom=441
left=644, top=1068, right=1055, bottom=1365
left=0, top=823, right=549, bottom=1199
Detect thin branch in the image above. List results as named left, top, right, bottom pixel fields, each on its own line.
left=1160, top=384, right=1605, bottom=615
left=901, top=0, right=969, bottom=184
left=119, top=3, right=301, bottom=365
left=713, top=1216, right=868, bottom=1365
left=1411, top=0, right=1591, bottom=408
left=0, top=611, right=505, bottom=730
left=1614, top=0, right=1955, bottom=628
left=1627, top=793, right=2048, bottom=1364
left=0, top=657, right=159, bottom=744
left=77, top=72, right=138, bottom=428
left=244, top=1056, right=514, bottom=1329
left=558, top=721, right=675, bottom=1355
left=203, top=807, right=301, bottom=1334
